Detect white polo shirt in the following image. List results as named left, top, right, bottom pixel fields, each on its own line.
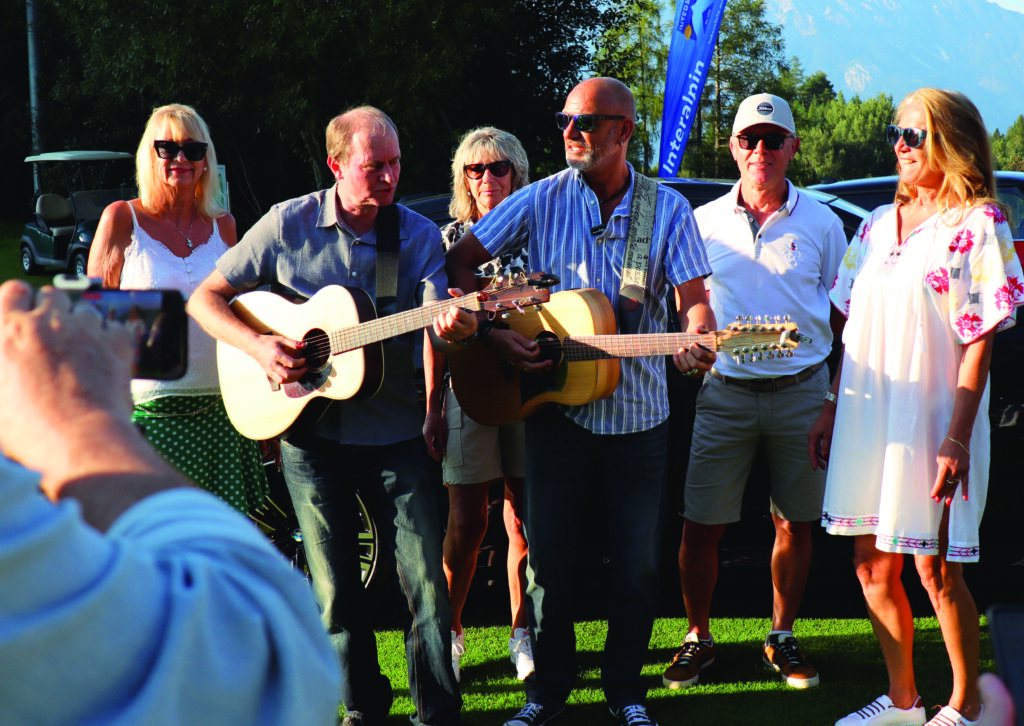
left=696, top=180, right=847, bottom=379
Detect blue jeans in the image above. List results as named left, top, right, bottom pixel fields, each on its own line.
left=280, top=433, right=460, bottom=725
left=522, top=411, right=669, bottom=710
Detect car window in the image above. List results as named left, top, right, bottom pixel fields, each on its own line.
left=996, top=185, right=1024, bottom=239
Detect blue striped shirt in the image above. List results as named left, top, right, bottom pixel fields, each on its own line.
left=471, top=165, right=711, bottom=434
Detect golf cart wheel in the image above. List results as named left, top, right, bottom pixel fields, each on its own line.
left=21, top=245, right=41, bottom=275
left=70, top=251, right=88, bottom=277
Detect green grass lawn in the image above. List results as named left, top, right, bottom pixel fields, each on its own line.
left=371, top=617, right=994, bottom=726
left=0, top=220, right=52, bottom=286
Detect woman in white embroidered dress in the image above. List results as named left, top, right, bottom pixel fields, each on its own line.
left=89, top=104, right=267, bottom=513
left=809, top=89, right=1024, bottom=726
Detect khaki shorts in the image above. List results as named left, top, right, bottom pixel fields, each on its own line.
left=683, top=366, right=828, bottom=524
left=442, top=385, right=525, bottom=485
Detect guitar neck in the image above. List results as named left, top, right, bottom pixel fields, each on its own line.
left=330, top=297, right=477, bottom=353
left=561, top=333, right=716, bottom=360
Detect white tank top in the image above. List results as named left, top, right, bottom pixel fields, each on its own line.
left=122, top=204, right=229, bottom=401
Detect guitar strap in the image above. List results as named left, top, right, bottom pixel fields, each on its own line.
left=375, top=204, right=400, bottom=316
left=617, top=172, right=657, bottom=334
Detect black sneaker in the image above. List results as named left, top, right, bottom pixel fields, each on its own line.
left=503, top=702, right=565, bottom=726
left=610, top=704, right=659, bottom=726
left=661, top=632, right=715, bottom=689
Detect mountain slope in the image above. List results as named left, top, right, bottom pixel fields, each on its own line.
left=763, top=0, right=1024, bottom=132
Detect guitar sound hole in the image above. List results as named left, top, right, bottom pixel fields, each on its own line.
left=303, top=328, right=329, bottom=370
left=535, top=331, right=564, bottom=368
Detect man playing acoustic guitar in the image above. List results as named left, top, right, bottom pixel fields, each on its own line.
left=445, top=77, right=716, bottom=726
left=189, top=106, right=476, bottom=726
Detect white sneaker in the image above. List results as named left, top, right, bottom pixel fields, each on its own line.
left=925, top=706, right=981, bottom=726
left=508, top=627, right=535, bottom=681
left=451, top=630, right=465, bottom=682
left=836, top=696, right=926, bottom=726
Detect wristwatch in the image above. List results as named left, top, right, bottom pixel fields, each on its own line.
left=823, top=391, right=838, bottom=405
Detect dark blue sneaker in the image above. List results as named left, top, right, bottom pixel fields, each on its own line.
left=610, top=704, right=659, bottom=726
left=503, top=702, right=565, bottom=726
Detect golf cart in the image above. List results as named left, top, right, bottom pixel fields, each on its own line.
left=21, top=150, right=136, bottom=276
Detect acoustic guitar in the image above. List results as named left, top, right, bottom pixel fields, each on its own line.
left=218, top=273, right=556, bottom=440
left=449, top=287, right=807, bottom=426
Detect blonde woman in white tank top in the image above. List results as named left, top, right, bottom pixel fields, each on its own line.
left=89, top=104, right=267, bottom=513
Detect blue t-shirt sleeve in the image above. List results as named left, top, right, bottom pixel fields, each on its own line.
left=0, top=460, right=340, bottom=725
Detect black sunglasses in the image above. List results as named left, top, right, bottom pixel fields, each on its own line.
left=886, top=124, right=928, bottom=148
left=464, top=160, right=512, bottom=180
left=734, top=132, right=793, bottom=151
left=555, top=113, right=626, bottom=133
left=154, top=140, right=209, bottom=161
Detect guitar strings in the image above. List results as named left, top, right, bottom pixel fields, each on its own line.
left=287, top=280, right=533, bottom=356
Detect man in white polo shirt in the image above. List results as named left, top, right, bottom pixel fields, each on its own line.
left=662, top=93, right=846, bottom=692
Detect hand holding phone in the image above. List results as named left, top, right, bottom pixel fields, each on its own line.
left=54, top=275, right=187, bottom=380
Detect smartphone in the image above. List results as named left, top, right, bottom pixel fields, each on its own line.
left=987, top=603, right=1024, bottom=726
left=53, top=275, right=188, bottom=380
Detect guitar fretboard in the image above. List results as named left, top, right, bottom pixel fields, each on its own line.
left=328, top=297, right=480, bottom=354
left=558, top=333, right=717, bottom=360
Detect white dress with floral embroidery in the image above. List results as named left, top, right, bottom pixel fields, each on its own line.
left=822, top=203, right=1024, bottom=562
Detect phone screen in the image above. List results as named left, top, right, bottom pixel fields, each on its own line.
left=74, top=289, right=188, bottom=380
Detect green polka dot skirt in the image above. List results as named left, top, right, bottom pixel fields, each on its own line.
left=132, top=394, right=268, bottom=513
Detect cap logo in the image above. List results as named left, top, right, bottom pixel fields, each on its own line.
left=756, top=102, right=774, bottom=116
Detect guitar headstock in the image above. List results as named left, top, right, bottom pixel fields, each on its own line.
left=714, top=315, right=813, bottom=364
left=472, top=272, right=558, bottom=314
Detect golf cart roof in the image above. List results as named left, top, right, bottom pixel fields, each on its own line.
left=24, top=151, right=133, bottom=163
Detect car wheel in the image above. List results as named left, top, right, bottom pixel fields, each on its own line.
left=21, top=245, right=41, bottom=275
left=70, top=251, right=88, bottom=277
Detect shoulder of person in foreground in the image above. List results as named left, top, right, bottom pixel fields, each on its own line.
left=0, top=456, right=340, bottom=726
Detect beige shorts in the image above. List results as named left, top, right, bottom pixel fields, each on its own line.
left=683, top=366, right=829, bottom=524
left=442, top=385, right=525, bottom=485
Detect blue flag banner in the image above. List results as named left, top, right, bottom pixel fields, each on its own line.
left=659, top=0, right=728, bottom=177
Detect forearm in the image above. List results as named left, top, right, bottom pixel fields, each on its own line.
left=675, top=278, right=717, bottom=333
left=187, top=275, right=263, bottom=355
left=946, top=331, right=995, bottom=444
left=42, top=411, right=191, bottom=531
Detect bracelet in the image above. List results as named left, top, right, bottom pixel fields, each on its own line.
left=823, top=391, right=838, bottom=405
left=452, top=331, right=478, bottom=347
left=945, top=435, right=970, bottom=456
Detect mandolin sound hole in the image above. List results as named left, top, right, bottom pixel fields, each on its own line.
left=302, top=328, right=330, bottom=370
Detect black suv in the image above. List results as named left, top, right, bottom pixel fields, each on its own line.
left=810, top=171, right=1024, bottom=240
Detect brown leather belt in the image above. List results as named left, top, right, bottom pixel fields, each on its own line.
left=708, top=361, right=824, bottom=393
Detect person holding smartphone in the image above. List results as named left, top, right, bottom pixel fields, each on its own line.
left=0, top=279, right=339, bottom=724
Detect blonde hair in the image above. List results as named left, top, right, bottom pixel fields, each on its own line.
left=326, top=106, right=398, bottom=164
left=894, top=88, right=1003, bottom=216
left=136, top=104, right=224, bottom=218
left=449, top=127, right=530, bottom=223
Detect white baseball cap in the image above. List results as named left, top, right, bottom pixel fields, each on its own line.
left=732, top=93, right=796, bottom=135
